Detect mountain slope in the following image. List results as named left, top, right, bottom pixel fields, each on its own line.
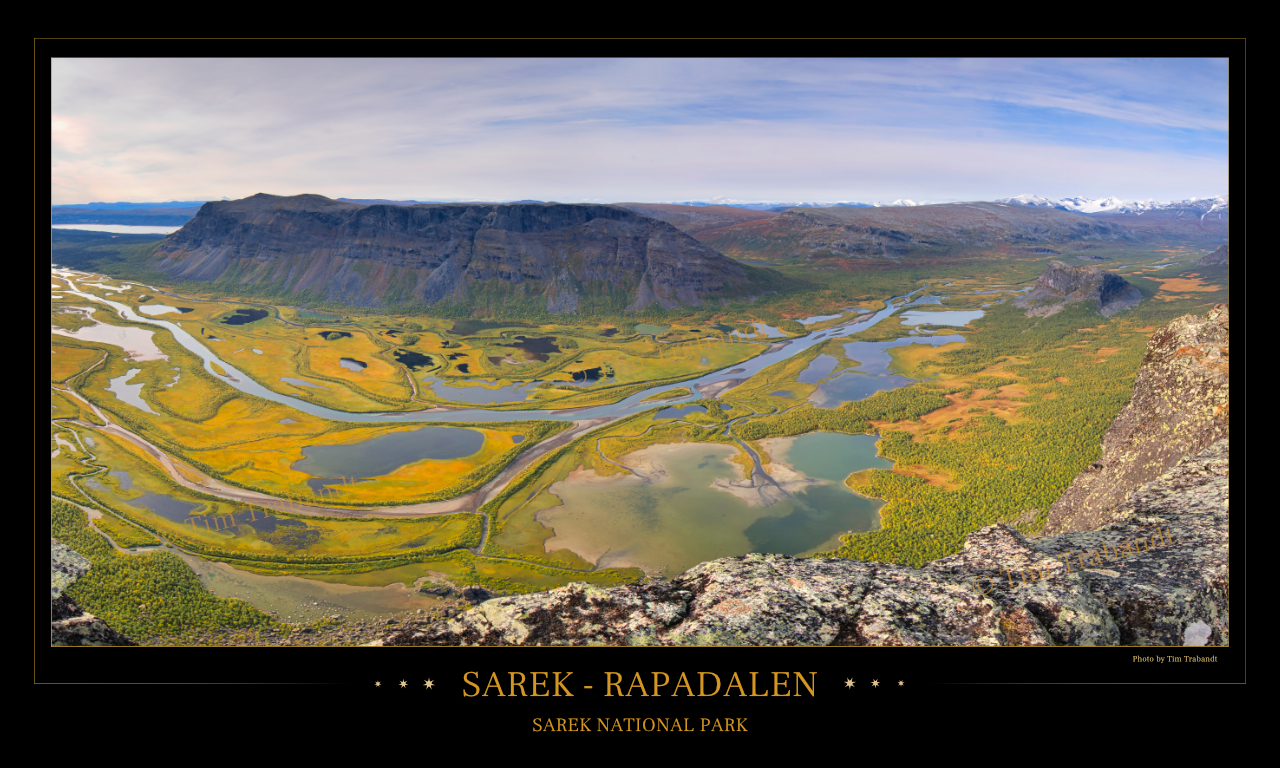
left=696, top=201, right=1143, bottom=263
left=147, top=194, right=755, bottom=312
left=613, top=203, right=780, bottom=235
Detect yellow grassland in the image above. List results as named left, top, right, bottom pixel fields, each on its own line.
left=50, top=345, right=104, bottom=382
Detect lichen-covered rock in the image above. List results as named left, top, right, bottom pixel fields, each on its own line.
left=51, top=538, right=90, bottom=599
left=1014, top=260, right=1143, bottom=317
left=381, top=441, right=1227, bottom=647
left=1044, top=304, right=1228, bottom=534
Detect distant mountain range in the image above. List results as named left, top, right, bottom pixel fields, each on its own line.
left=994, top=194, right=1229, bottom=217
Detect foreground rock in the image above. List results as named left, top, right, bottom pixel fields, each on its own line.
left=51, top=594, right=137, bottom=646
left=382, top=440, right=1227, bottom=647
left=1015, top=260, right=1143, bottom=317
left=1044, top=303, right=1228, bottom=534
left=51, top=537, right=136, bottom=646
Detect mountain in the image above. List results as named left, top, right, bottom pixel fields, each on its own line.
left=1014, top=260, right=1143, bottom=317
left=51, top=200, right=210, bottom=210
left=613, top=203, right=780, bottom=235
left=1197, top=244, right=1230, bottom=266
left=147, top=193, right=757, bottom=312
left=695, top=201, right=1143, bottom=263
left=997, top=194, right=1229, bottom=244
left=1043, top=303, right=1229, bottom=534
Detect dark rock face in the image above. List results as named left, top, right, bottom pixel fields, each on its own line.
left=1015, top=260, right=1143, bottom=317
left=1044, top=304, right=1229, bottom=534
left=1197, top=244, right=1229, bottom=266
left=51, top=594, right=138, bottom=646
left=150, top=194, right=751, bottom=312
left=380, top=440, right=1227, bottom=647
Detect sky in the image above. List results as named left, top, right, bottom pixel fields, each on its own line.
left=50, top=58, right=1229, bottom=206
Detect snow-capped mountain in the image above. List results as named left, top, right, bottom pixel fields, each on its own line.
left=657, top=198, right=931, bottom=210
left=997, top=194, right=1228, bottom=216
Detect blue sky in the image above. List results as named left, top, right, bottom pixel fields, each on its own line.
left=50, top=58, right=1229, bottom=205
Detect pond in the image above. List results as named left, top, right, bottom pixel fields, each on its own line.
left=339, top=358, right=367, bottom=372
left=450, top=319, right=531, bottom=336
left=422, top=377, right=540, bottom=405
left=319, top=331, right=352, bottom=341
left=291, top=425, right=486, bottom=480
left=634, top=323, right=669, bottom=336
left=221, top=308, right=269, bottom=325
left=394, top=349, right=434, bottom=370
left=655, top=404, right=707, bottom=420
left=106, top=368, right=157, bottom=414
left=899, top=310, right=984, bottom=327
left=538, top=435, right=893, bottom=577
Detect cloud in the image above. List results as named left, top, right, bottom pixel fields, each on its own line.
left=50, top=58, right=1228, bottom=204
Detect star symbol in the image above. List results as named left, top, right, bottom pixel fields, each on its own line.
left=374, top=681, right=381, bottom=687
left=424, top=679, right=434, bottom=689
left=871, top=679, right=880, bottom=687
left=898, top=680, right=904, bottom=686
left=844, top=678, right=855, bottom=688
left=399, top=680, right=408, bottom=688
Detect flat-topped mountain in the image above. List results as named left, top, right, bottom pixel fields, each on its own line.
left=148, top=194, right=756, bottom=312
left=1015, top=260, right=1143, bottom=317
left=695, top=201, right=1143, bottom=263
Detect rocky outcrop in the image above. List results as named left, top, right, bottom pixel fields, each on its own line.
left=1015, top=260, right=1143, bottom=317
left=50, top=538, right=135, bottom=646
left=1197, top=244, right=1229, bottom=266
left=150, top=194, right=753, bottom=312
left=1044, top=304, right=1228, bottom=534
left=380, top=439, right=1228, bottom=647
left=52, top=594, right=138, bottom=646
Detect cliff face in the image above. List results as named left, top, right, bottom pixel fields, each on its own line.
left=1197, top=244, right=1229, bottom=266
left=150, top=194, right=752, bottom=311
left=1043, top=304, right=1229, bottom=534
left=1015, top=260, right=1143, bottom=317
left=378, top=440, right=1227, bottom=647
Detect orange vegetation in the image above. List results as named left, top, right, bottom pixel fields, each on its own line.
left=891, top=464, right=959, bottom=491
left=1150, top=276, right=1222, bottom=293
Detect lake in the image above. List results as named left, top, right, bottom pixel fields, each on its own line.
left=899, top=310, right=985, bottom=327
left=52, top=224, right=182, bottom=235
left=291, top=425, right=486, bottom=480
left=537, top=433, right=893, bottom=577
